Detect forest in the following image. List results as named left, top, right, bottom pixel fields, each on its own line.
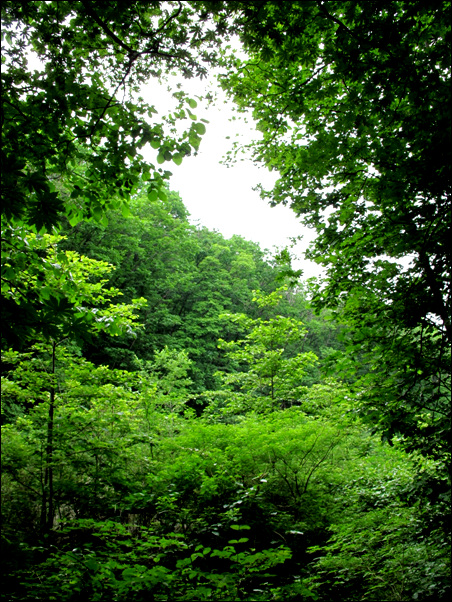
left=1, top=2, right=450, bottom=601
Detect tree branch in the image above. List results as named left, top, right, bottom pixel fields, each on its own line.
left=315, top=1, right=360, bottom=41
left=79, top=0, right=137, bottom=56
left=154, top=1, right=183, bottom=38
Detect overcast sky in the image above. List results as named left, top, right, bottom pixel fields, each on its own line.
left=141, top=74, right=320, bottom=279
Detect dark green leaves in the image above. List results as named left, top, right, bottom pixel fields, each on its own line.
left=1, top=2, right=230, bottom=232
left=219, top=0, right=451, bottom=457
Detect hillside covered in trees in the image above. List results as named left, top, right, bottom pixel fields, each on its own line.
left=1, top=2, right=450, bottom=601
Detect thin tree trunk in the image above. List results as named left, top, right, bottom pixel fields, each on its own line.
left=42, top=341, right=56, bottom=531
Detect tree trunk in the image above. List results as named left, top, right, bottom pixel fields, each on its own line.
left=41, top=341, right=56, bottom=531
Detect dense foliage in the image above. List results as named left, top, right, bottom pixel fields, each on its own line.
left=1, top=1, right=450, bottom=601
left=219, top=0, right=451, bottom=457
left=57, top=190, right=282, bottom=390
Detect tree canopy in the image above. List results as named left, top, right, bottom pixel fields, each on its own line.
left=1, top=2, right=451, bottom=601
left=217, top=0, right=451, bottom=456
left=2, top=0, right=230, bottom=231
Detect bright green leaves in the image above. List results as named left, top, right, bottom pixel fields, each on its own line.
left=305, top=449, right=451, bottom=601
left=2, top=358, right=445, bottom=601
left=139, top=346, right=193, bottom=426
left=147, top=188, right=159, bottom=202
left=59, top=193, right=279, bottom=387
left=3, top=5, right=450, bottom=600
left=193, top=122, right=206, bottom=135
left=146, top=183, right=169, bottom=203
left=215, top=287, right=318, bottom=413
left=67, top=212, right=83, bottom=227
left=1, top=226, right=146, bottom=346
left=144, top=93, right=208, bottom=164
left=121, top=203, right=131, bottom=218
left=187, top=121, right=207, bottom=152
left=3, top=2, right=218, bottom=362
left=1, top=342, right=145, bottom=534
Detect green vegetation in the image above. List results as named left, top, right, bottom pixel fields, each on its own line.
left=2, top=2, right=450, bottom=601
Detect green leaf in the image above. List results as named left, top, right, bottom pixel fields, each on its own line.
left=194, top=122, right=206, bottom=135
left=121, top=203, right=131, bottom=218
left=92, top=205, right=103, bottom=222
left=122, top=567, right=136, bottom=580
left=85, top=558, right=99, bottom=572
left=147, top=189, right=159, bottom=202
left=68, top=213, right=83, bottom=227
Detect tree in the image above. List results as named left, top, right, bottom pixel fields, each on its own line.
left=58, top=191, right=279, bottom=388
left=3, top=2, right=449, bottom=451
left=1, top=227, right=146, bottom=348
left=2, top=344, right=148, bottom=533
left=1, top=1, right=238, bottom=345
left=214, top=287, right=318, bottom=414
left=2, top=229, right=146, bottom=530
left=218, top=0, right=451, bottom=455
left=1, top=1, right=231, bottom=231
left=305, top=446, right=451, bottom=601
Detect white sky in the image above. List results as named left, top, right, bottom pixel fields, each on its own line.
left=140, top=75, right=321, bottom=279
